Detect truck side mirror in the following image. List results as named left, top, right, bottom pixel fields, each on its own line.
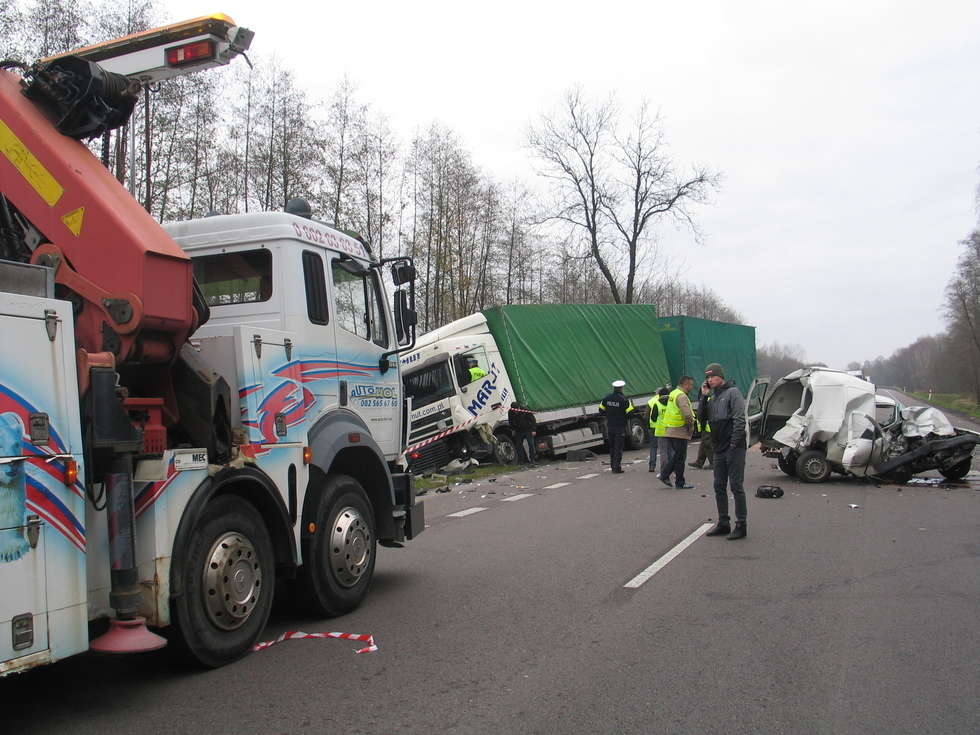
left=394, top=290, right=417, bottom=345
left=391, top=263, right=416, bottom=286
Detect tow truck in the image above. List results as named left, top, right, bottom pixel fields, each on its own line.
left=0, top=14, right=422, bottom=675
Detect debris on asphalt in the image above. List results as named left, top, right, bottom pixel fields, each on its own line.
left=435, top=486, right=451, bottom=493
left=416, top=488, right=428, bottom=496
left=516, top=485, right=527, bottom=489
left=848, top=504, right=860, bottom=509
left=755, top=485, right=784, bottom=499
left=906, top=477, right=959, bottom=488
left=488, top=478, right=497, bottom=483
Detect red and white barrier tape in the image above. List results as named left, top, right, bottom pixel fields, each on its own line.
left=253, top=631, right=378, bottom=654
left=404, top=416, right=480, bottom=454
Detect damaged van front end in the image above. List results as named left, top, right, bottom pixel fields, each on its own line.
left=746, top=368, right=978, bottom=483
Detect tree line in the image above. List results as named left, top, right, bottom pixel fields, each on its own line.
left=1, top=0, right=746, bottom=334
left=848, top=219, right=980, bottom=400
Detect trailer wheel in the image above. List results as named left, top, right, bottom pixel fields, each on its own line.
left=777, top=452, right=798, bottom=477
left=939, top=458, right=971, bottom=481
left=795, top=450, right=831, bottom=483
left=297, top=474, right=376, bottom=617
left=625, top=415, right=648, bottom=450
left=171, top=495, right=275, bottom=668
left=494, top=432, right=518, bottom=464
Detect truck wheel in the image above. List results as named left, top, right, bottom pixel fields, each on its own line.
left=297, top=475, right=376, bottom=617
left=795, top=450, right=831, bottom=483
left=625, top=415, right=648, bottom=450
left=939, top=459, right=971, bottom=481
left=494, top=432, right=518, bottom=464
left=777, top=453, right=798, bottom=477
left=170, top=495, right=275, bottom=668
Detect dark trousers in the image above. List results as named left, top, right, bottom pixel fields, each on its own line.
left=516, top=430, right=536, bottom=463
left=695, top=432, right=714, bottom=467
left=609, top=432, right=625, bottom=471
left=713, top=445, right=747, bottom=522
left=659, top=437, right=688, bottom=486
left=648, top=433, right=659, bottom=469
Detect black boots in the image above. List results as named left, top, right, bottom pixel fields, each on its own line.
left=705, top=521, right=731, bottom=536
left=727, top=522, right=747, bottom=540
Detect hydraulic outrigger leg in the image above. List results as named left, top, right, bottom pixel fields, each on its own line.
left=90, top=454, right=167, bottom=653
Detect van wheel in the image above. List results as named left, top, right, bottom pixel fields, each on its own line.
left=298, top=475, right=376, bottom=617
left=938, top=459, right=970, bottom=481
left=170, top=495, right=275, bottom=668
left=777, top=453, right=798, bottom=477
left=795, top=450, right=831, bottom=483
left=494, top=432, right=518, bottom=464
left=625, top=415, right=647, bottom=450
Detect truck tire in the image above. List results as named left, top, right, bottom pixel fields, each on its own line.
left=170, top=495, right=275, bottom=668
left=777, top=452, right=798, bottom=477
left=297, top=474, right=376, bottom=617
left=494, top=432, right=518, bottom=464
left=795, top=450, right=831, bottom=483
left=625, top=415, right=648, bottom=450
left=939, top=458, right=971, bottom=481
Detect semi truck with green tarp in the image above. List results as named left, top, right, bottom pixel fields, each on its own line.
left=657, top=316, right=757, bottom=401
left=400, top=305, right=670, bottom=471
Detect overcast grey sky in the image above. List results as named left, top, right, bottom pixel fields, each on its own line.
left=171, top=0, right=980, bottom=368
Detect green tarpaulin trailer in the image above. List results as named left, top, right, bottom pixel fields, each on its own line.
left=656, top=316, right=757, bottom=397
left=483, top=304, right=670, bottom=411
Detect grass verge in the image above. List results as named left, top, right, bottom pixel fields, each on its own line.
left=413, top=462, right=518, bottom=492
left=911, top=392, right=980, bottom=421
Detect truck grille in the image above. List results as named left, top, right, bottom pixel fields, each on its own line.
left=409, top=408, right=453, bottom=443
left=408, top=441, right=450, bottom=475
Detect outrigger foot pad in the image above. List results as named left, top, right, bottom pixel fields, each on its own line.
left=90, top=617, right=167, bottom=653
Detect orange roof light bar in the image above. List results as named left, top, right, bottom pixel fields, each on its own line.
left=42, top=13, right=253, bottom=83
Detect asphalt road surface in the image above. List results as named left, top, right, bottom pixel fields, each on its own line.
left=3, top=445, right=978, bottom=734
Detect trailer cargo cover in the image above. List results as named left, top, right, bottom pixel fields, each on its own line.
left=482, top=304, right=669, bottom=411
left=657, top=316, right=757, bottom=396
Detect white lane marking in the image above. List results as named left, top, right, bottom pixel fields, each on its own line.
left=543, top=482, right=571, bottom=489
left=447, top=507, right=488, bottom=518
left=623, top=522, right=714, bottom=588
left=501, top=493, right=534, bottom=502
left=577, top=473, right=599, bottom=479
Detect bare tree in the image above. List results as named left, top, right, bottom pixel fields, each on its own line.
left=529, top=89, right=719, bottom=304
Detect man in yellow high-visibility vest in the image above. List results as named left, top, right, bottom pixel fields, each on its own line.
left=646, top=387, right=670, bottom=473
left=657, top=376, right=696, bottom=489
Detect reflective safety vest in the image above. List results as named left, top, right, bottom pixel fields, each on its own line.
left=469, top=366, right=487, bottom=382
left=663, top=388, right=687, bottom=428
left=647, top=396, right=667, bottom=436
left=653, top=397, right=670, bottom=437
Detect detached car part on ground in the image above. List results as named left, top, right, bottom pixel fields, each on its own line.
left=747, top=368, right=979, bottom=483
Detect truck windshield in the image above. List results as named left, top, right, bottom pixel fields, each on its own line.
left=404, top=360, right=454, bottom=408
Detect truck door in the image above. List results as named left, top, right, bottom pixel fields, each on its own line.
left=746, top=377, right=770, bottom=447
left=329, top=257, right=399, bottom=455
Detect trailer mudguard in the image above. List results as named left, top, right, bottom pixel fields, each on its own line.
left=168, top=465, right=297, bottom=600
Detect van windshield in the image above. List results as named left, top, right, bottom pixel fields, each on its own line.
left=404, top=360, right=455, bottom=409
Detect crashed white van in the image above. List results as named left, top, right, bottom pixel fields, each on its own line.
left=747, top=367, right=978, bottom=483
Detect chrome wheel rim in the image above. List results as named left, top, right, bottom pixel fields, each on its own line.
left=329, top=506, right=371, bottom=588
left=802, top=456, right=826, bottom=481
left=202, top=531, right=262, bottom=630
left=497, top=439, right=516, bottom=463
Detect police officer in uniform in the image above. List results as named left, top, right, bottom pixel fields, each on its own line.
left=599, top=380, right=635, bottom=473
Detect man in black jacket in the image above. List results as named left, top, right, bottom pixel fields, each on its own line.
left=702, top=363, right=749, bottom=540
left=508, top=401, right=537, bottom=465
left=599, top=380, right=635, bottom=473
